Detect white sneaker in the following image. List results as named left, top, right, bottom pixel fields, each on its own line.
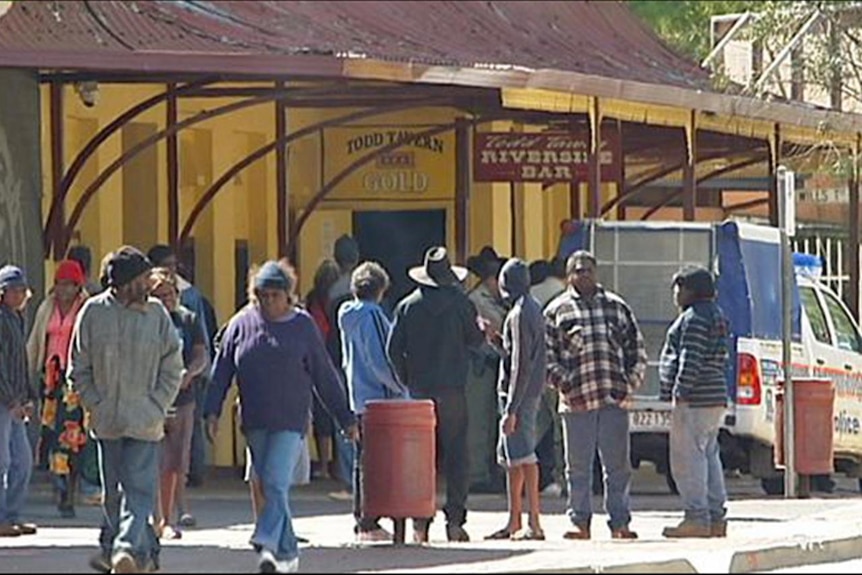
left=258, top=549, right=277, bottom=573
left=259, top=549, right=299, bottom=574
left=276, top=557, right=299, bottom=573
left=542, top=482, right=563, bottom=497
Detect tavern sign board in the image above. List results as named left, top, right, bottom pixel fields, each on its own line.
left=473, top=131, right=620, bottom=183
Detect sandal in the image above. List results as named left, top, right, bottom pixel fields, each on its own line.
left=512, top=527, right=545, bottom=541
left=483, top=527, right=513, bottom=540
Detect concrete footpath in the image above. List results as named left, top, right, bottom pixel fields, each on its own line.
left=2, top=472, right=862, bottom=573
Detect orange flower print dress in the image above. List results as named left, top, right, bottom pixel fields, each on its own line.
left=40, top=299, right=86, bottom=478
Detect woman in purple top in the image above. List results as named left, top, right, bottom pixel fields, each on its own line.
left=204, top=261, right=357, bottom=574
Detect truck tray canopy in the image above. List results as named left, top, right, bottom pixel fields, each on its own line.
left=558, top=219, right=801, bottom=402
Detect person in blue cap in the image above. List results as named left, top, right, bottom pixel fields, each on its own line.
left=205, top=260, right=357, bottom=573
left=0, top=264, right=37, bottom=538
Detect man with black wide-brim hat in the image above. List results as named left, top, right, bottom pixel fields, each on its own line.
left=387, top=247, right=486, bottom=543
left=465, top=246, right=509, bottom=494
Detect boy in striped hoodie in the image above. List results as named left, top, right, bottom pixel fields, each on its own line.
left=659, top=266, right=729, bottom=539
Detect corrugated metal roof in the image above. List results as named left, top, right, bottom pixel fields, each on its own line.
left=0, top=0, right=710, bottom=90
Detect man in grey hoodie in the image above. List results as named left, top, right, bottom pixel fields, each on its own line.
left=68, top=246, right=183, bottom=573
left=485, top=258, right=546, bottom=541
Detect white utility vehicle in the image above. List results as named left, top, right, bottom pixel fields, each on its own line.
left=558, top=220, right=862, bottom=494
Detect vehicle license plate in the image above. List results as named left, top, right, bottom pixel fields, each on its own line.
left=629, top=409, right=672, bottom=430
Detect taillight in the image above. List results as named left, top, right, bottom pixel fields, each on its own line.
left=737, top=353, right=762, bottom=405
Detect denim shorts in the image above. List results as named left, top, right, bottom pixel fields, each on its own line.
left=497, top=397, right=539, bottom=467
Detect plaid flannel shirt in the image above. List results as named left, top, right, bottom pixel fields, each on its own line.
left=544, top=285, right=647, bottom=412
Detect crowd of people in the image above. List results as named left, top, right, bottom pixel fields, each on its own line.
left=0, top=234, right=732, bottom=573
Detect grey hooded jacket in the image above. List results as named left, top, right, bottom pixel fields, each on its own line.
left=498, top=259, right=547, bottom=415
left=67, top=291, right=183, bottom=442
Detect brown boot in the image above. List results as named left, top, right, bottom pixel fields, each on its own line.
left=611, top=526, right=638, bottom=540
left=13, top=522, right=37, bottom=535
left=710, top=519, right=727, bottom=538
left=662, top=519, right=711, bottom=538
left=0, top=524, right=21, bottom=537
left=563, top=522, right=591, bottom=540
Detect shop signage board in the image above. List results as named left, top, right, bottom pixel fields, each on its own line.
left=323, top=126, right=454, bottom=200
left=473, top=130, right=621, bottom=183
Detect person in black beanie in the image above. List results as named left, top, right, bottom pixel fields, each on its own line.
left=67, top=246, right=183, bottom=573
left=659, top=266, right=729, bottom=539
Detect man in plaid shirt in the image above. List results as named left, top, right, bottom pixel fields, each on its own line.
left=544, top=250, right=647, bottom=540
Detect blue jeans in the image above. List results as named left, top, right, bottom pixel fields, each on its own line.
left=187, top=377, right=208, bottom=483
left=669, top=404, right=727, bottom=526
left=562, top=405, right=632, bottom=530
left=246, top=428, right=304, bottom=562
left=97, top=438, right=160, bottom=567
left=335, top=431, right=354, bottom=490
left=0, top=404, right=32, bottom=525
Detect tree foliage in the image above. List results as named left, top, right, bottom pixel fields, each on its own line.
left=627, top=0, right=760, bottom=62
left=629, top=1, right=862, bottom=176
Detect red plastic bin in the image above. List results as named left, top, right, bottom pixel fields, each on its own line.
left=361, top=399, right=437, bottom=521
left=774, top=378, right=835, bottom=475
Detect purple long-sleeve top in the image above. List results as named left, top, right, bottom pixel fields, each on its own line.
left=205, top=306, right=354, bottom=434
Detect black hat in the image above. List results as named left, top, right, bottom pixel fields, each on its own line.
left=467, top=245, right=506, bottom=280
left=105, top=246, right=153, bottom=288
left=673, top=266, right=715, bottom=298
left=409, top=247, right=468, bottom=287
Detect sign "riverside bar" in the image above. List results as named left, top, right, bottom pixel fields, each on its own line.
left=473, top=131, right=620, bottom=183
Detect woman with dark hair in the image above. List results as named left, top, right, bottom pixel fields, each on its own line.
left=205, top=260, right=356, bottom=573
left=27, top=260, right=90, bottom=518
left=304, top=259, right=341, bottom=481
left=149, top=268, right=209, bottom=540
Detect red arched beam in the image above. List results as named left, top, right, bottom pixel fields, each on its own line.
left=58, top=88, right=415, bottom=256
left=724, top=197, right=769, bottom=212
left=640, top=154, right=769, bottom=220
left=600, top=148, right=767, bottom=217
left=178, top=98, right=450, bottom=247
left=288, top=113, right=512, bottom=254
left=44, top=76, right=219, bottom=256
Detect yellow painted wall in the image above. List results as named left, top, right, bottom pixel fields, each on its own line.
left=45, top=79, right=859, bottom=469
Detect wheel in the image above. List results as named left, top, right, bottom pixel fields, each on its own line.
left=665, top=471, right=679, bottom=495
left=761, top=477, right=785, bottom=495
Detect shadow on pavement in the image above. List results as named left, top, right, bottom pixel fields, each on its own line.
left=299, top=545, right=530, bottom=573
left=0, top=544, right=530, bottom=574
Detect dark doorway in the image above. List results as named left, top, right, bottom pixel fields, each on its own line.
left=353, top=209, right=447, bottom=311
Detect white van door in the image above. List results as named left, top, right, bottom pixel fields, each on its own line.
left=811, top=286, right=862, bottom=457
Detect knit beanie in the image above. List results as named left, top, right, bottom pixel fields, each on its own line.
left=105, top=246, right=152, bottom=288
left=673, top=266, right=716, bottom=299
left=499, top=258, right=531, bottom=302
left=55, top=259, right=86, bottom=286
